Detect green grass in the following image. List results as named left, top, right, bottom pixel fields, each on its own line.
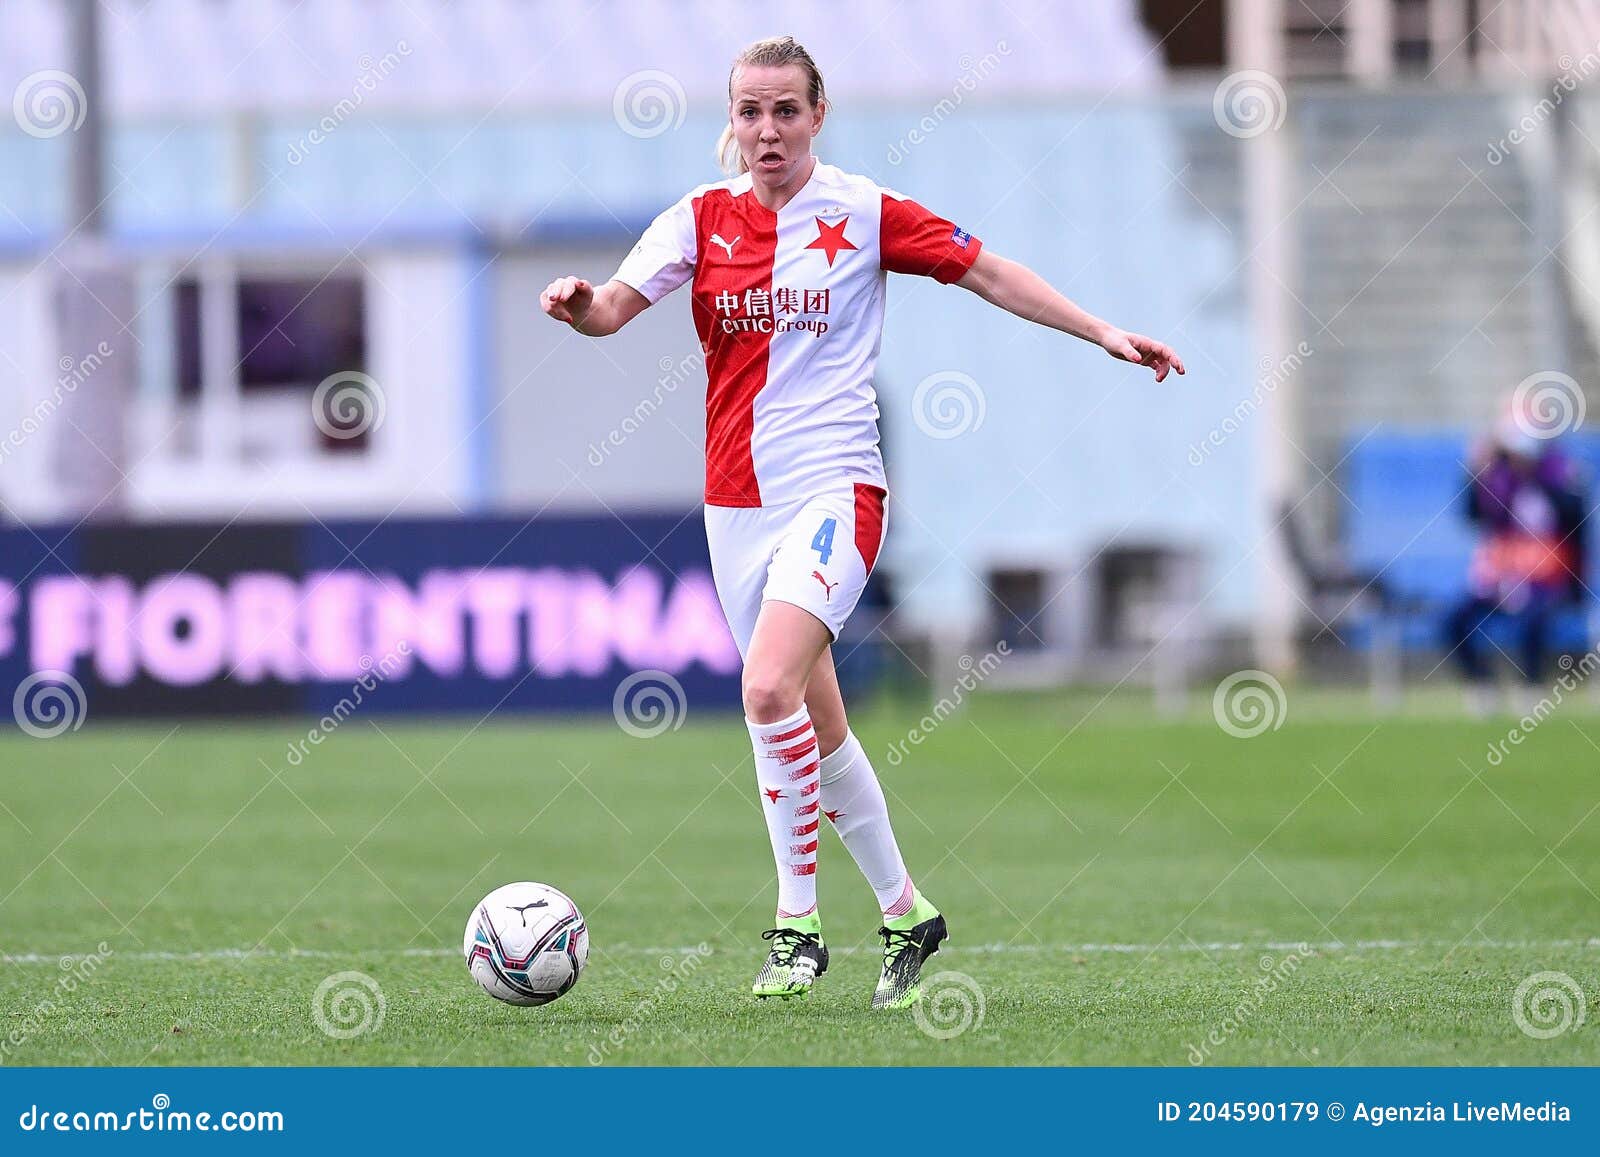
left=2, top=690, right=1598, bottom=1065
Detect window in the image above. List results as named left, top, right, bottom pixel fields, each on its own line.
left=173, top=271, right=370, bottom=456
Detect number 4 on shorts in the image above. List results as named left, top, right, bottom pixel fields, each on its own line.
left=811, top=517, right=837, bottom=564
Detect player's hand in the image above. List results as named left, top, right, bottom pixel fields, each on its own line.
left=1097, top=326, right=1185, bottom=383
left=541, top=276, right=594, bottom=326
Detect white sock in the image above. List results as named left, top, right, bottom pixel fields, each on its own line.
left=818, top=730, right=914, bottom=916
left=747, top=706, right=821, bottom=919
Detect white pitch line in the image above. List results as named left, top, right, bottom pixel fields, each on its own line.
left=4, top=938, right=1598, bottom=965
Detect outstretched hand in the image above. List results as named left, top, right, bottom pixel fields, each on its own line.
left=1097, top=326, right=1185, bottom=383
left=541, top=276, right=594, bottom=326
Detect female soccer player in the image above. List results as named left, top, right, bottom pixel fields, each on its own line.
left=542, top=36, right=1183, bottom=1009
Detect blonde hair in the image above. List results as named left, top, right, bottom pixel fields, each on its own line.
left=715, top=36, right=827, bottom=176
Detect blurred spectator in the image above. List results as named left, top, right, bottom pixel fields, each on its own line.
left=1445, top=410, right=1588, bottom=708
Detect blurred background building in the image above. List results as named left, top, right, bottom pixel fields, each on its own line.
left=1, top=0, right=1598, bottom=719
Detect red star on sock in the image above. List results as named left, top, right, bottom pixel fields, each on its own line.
left=763, top=788, right=785, bottom=803
left=823, top=809, right=843, bottom=823
left=804, top=216, right=857, bottom=267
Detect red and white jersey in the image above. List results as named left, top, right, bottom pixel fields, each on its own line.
left=612, top=161, right=982, bottom=508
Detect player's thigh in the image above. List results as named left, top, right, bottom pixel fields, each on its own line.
left=743, top=599, right=833, bottom=720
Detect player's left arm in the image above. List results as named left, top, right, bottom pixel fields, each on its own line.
left=956, top=249, right=1185, bottom=383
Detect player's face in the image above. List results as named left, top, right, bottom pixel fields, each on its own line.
left=729, top=64, right=823, bottom=187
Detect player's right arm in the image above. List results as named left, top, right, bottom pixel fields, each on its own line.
left=545, top=186, right=702, bottom=337
left=540, top=277, right=649, bottom=337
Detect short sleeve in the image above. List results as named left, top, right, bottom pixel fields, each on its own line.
left=879, top=191, right=982, bottom=284
left=612, top=190, right=699, bottom=303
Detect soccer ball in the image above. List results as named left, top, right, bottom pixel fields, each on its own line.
left=463, top=882, right=589, bottom=1006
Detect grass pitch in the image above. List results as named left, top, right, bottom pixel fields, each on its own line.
left=2, top=689, right=1598, bottom=1065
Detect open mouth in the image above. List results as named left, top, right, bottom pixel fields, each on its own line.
left=757, top=151, right=783, bottom=166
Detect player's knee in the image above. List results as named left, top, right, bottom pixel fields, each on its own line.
left=742, top=669, right=804, bottom=724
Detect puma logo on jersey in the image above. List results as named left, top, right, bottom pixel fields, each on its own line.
left=710, top=233, right=741, bottom=259
left=812, top=571, right=839, bottom=600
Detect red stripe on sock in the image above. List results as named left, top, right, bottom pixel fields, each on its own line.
left=795, top=802, right=820, bottom=816
left=772, top=737, right=819, bottom=764
left=791, top=861, right=817, bottom=876
left=792, top=820, right=819, bottom=837
left=776, top=903, right=817, bottom=919
left=883, top=877, right=915, bottom=918
left=762, top=721, right=813, bottom=745
left=799, top=779, right=819, bottom=796
left=790, top=840, right=819, bottom=855
left=788, top=761, right=820, bottom=782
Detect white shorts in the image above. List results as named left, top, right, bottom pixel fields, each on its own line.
left=704, top=484, right=888, bottom=657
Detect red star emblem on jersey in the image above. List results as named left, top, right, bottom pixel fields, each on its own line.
left=763, top=788, right=785, bottom=803
left=823, top=809, right=843, bottom=824
left=804, top=216, right=857, bottom=267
